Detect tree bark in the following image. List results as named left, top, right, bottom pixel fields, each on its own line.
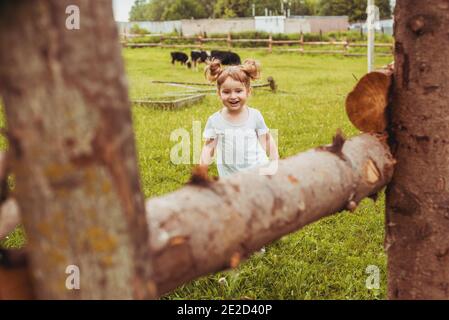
left=0, top=1, right=153, bottom=299
left=147, top=133, right=395, bottom=296
left=386, top=0, right=449, bottom=299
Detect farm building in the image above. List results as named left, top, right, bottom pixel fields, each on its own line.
left=349, top=19, right=394, bottom=35
left=117, top=16, right=349, bottom=36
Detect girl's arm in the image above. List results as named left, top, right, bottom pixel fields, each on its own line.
left=258, top=133, right=279, bottom=160
left=199, top=138, right=218, bottom=166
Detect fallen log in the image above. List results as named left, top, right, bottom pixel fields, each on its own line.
left=151, top=80, right=215, bottom=87
left=0, top=133, right=395, bottom=299
left=132, top=94, right=205, bottom=110
left=146, top=132, right=395, bottom=296
left=152, top=79, right=277, bottom=91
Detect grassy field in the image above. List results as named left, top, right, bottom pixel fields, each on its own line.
left=1, top=47, right=392, bottom=299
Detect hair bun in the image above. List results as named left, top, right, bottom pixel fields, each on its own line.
left=241, top=59, right=261, bottom=80
left=204, top=58, right=223, bottom=82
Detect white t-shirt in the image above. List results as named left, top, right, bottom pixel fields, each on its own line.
left=203, top=107, right=270, bottom=177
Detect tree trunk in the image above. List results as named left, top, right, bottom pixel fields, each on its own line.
left=0, top=249, right=35, bottom=299
left=147, top=133, right=395, bottom=296
left=0, top=0, right=154, bottom=299
left=386, top=0, right=449, bottom=299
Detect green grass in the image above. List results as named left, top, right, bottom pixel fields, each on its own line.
left=1, top=47, right=392, bottom=299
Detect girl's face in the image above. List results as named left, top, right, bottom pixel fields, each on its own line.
left=218, top=77, right=250, bottom=112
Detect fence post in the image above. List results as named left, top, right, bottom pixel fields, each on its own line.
left=319, top=29, right=322, bottom=41
left=198, top=34, right=203, bottom=50
left=300, top=32, right=304, bottom=53
left=160, top=35, right=165, bottom=48
left=227, top=32, right=232, bottom=49
left=343, top=36, right=349, bottom=56
left=267, top=76, right=277, bottom=92
left=268, top=33, right=272, bottom=53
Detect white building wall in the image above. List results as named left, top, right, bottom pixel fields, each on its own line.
left=122, top=21, right=182, bottom=34
left=117, top=16, right=349, bottom=36
left=181, top=18, right=255, bottom=36
left=284, top=18, right=311, bottom=33
left=254, top=16, right=285, bottom=33
left=306, top=16, right=349, bottom=33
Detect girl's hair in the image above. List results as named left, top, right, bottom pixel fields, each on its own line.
left=204, top=58, right=261, bottom=89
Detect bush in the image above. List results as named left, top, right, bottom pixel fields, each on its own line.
left=130, top=24, right=150, bottom=35
left=129, top=36, right=160, bottom=43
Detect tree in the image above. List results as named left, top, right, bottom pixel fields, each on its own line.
left=375, top=0, right=392, bottom=19
left=318, top=0, right=391, bottom=22
left=0, top=0, right=153, bottom=299
left=290, top=0, right=319, bottom=16
left=213, top=0, right=252, bottom=18
left=162, top=0, right=208, bottom=20
left=130, top=0, right=209, bottom=21
left=129, top=0, right=151, bottom=21
left=362, top=0, right=391, bottom=20
left=386, top=0, right=449, bottom=299
left=146, top=0, right=166, bottom=20
left=252, top=0, right=281, bottom=16
left=197, top=0, right=217, bottom=18
left=318, top=0, right=352, bottom=18
left=250, top=0, right=318, bottom=16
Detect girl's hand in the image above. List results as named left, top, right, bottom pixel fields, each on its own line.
left=199, top=138, right=218, bottom=166
left=258, top=133, right=279, bottom=161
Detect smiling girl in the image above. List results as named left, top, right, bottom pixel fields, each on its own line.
left=199, top=59, right=279, bottom=177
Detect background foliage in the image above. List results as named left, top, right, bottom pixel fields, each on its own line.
left=129, top=0, right=392, bottom=22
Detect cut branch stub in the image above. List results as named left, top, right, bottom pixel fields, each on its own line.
left=0, top=199, right=20, bottom=240
left=345, top=69, right=393, bottom=133
left=267, top=76, right=277, bottom=92
left=364, top=159, right=381, bottom=184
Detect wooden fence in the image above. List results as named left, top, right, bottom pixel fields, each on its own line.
left=121, top=33, right=394, bottom=57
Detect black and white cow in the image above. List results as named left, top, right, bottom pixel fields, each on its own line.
left=190, top=50, right=210, bottom=69
left=210, top=50, right=241, bottom=65
left=190, top=50, right=210, bottom=68
left=170, top=52, right=191, bottom=68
